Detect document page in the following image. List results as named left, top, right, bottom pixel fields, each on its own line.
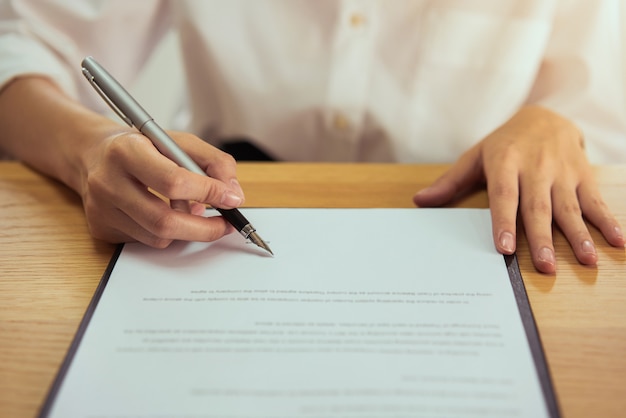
left=45, top=209, right=552, bottom=418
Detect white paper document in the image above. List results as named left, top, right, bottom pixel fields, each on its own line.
left=44, top=209, right=554, bottom=418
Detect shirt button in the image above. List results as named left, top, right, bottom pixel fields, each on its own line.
left=349, top=13, right=366, bottom=28
left=333, top=113, right=350, bottom=131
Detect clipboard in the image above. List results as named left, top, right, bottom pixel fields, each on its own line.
left=38, top=208, right=561, bottom=418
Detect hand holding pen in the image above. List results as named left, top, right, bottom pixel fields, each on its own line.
left=79, top=56, right=272, bottom=254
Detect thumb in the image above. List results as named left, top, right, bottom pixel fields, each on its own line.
left=413, top=145, right=484, bottom=207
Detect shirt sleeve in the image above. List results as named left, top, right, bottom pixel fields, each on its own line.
left=0, top=6, right=76, bottom=97
left=0, top=0, right=171, bottom=111
left=527, top=0, right=626, bottom=163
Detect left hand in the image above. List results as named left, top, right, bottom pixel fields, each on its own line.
left=413, top=105, right=625, bottom=274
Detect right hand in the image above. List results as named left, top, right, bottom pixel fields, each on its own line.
left=79, top=129, right=245, bottom=248
left=0, top=77, right=241, bottom=248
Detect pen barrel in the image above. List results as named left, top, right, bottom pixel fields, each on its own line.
left=216, top=208, right=253, bottom=235
left=82, top=56, right=153, bottom=126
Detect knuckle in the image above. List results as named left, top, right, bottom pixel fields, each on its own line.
left=497, top=146, right=521, bottom=165
left=106, top=137, right=128, bottom=160
left=159, top=167, right=190, bottom=196
left=201, top=181, right=223, bottom=202
left=203, top=224, right=228, bottom=242
left=221, top=152, right=237, bottom=167
left=588, top=195, right=609, bottom=211
left=524, top=197, right=551, bottom=216
left=488, top=181, right=517, bottom=200
left=150, top=211, right=180, bottom=239
left=106, top=132, right=147, bottom=163
left=147, top=237, right=174, bottom=249
left=209, top=151, right=238, bottom=175
left=84, top=174, right=109, bottom=198
left=532, top=153, right=551, bottom=171
left=554, top=200, right=582, bottom=217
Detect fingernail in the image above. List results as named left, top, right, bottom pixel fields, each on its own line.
left=231, top=179, right=245, bottom=197
left=538, top=247, right=555, bottom=266
left=614, top=226, right=624, bottom=241
left=221, top=191, right=243, bottom=207
left=499, top=232, right=515, bottom=253
left=581, top=239, right=596, bottom=256
left=414, top=187, right=430, bottom=197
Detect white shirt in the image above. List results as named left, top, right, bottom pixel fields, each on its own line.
left=1, top=0, right=625, bottom=163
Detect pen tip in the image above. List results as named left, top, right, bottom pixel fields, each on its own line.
left=248, top=231, right=274, bottom=256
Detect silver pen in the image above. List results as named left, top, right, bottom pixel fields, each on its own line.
left=81, top=56, right=272, bottom=255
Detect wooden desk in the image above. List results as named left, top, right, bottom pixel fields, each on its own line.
left=1, top=161, right=625, bottom=418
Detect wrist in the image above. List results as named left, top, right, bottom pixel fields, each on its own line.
left=0, top=76, right=129, bottom=195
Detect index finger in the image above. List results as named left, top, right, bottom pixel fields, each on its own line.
left=171, top=131, right=244, bottom=196
left=484, top=158, right=520, bottom=255
left=117, top=133, right=244, bottom=208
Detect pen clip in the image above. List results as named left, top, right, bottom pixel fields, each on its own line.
left=81, top=68, right=134, bottom=128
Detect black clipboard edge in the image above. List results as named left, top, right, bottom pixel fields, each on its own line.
left=505, top=253, right=561, bottom=418
left=37, top=244, right=124, bottom=418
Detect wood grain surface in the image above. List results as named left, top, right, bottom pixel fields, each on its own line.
left=1, top=162, right=625, bottom=418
